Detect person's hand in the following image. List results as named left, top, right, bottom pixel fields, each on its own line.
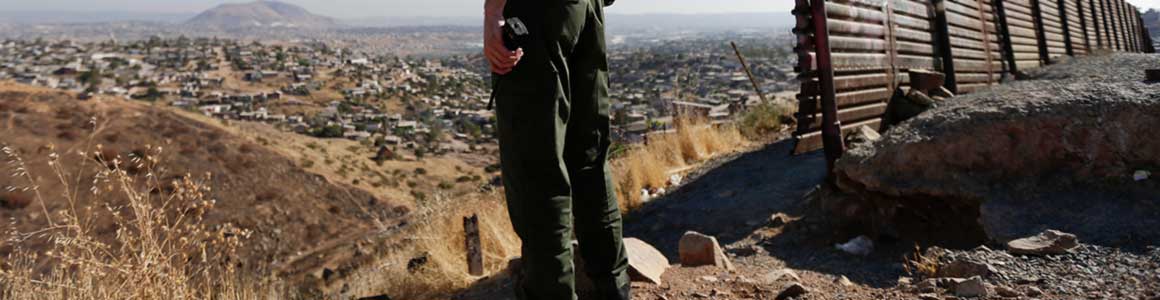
left=484, top=12, right=523, bottom=74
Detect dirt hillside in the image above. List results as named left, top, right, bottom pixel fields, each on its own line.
left=0, top=82, right=407, bottom=283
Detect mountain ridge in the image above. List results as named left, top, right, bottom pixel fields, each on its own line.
left=185, top=0, right=338, bottom=29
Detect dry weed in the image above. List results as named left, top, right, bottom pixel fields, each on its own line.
left=613, top=117, right=748, bottom=211
left=0, top=122, right=278, bottom=299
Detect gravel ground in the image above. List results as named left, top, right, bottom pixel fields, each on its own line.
left=930, top=245, right=1160, bottom=299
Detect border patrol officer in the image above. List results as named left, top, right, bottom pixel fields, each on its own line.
left=484, top=0, right=629, bottom=299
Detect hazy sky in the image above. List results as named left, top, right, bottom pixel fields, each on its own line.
left=0, top=0, right=795, bottom=18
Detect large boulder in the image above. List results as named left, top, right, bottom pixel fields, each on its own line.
left=829, top=54, right=1160, bottom=247
left=677, top=231, right=733, bottom=270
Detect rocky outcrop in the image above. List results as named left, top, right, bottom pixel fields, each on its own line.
left=831, top=54, right=1160, bottom=247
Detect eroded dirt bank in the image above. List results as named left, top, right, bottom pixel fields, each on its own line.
left=833, top=54, right=1160, bottom=248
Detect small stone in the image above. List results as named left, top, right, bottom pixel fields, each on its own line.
left=897, top=277, right=913, bottom=286
left=835, top=275, right=853, bottom=286
left=775, top=282, right=808, bottom=300
left=679, top=231, right=734, bottom=270
left=915, top=278, right=940, bottom=293
left=769, top=213, right=788, bottom=227
left=1135, top=170, right=1151, bottom=181
left=692, top=291, right=709, bottom=298
left=950, top=276, right=988, bottom=298
left=761, top=269, right=801, bottom=284
left=1007, top=229, right=1079, bottom=256
left=699, top=276, right=719, bottom=283
left=936, top=259, right=996, bottom=278
left=624, top=238, right=669, bottom=285
left=1025, top=286, right=1044, bottom=296
left=995, top=285, right=1021, bottom=297
left=918, top=293, right=940, bottom=300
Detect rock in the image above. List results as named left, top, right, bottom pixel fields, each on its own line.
left=1024, top=286, right=1043, bottom=296
left=834, top=235, right=874, bottom=256
left=769, top=213, right=788, bottom=227
left=624, top=238, right=669, bottom=285
left=897, top=277, right=913, bottom=286
left=1007, top=230, right=1079, bottom=256
left=995, top=285, right=1021, bottom=297
left=1135, top=170, right=1151, bottom=181
left=774, top=282, right=808, bottom=300
left=914, top=278, right=939, bottom=293
left=917, top=293, right=940, bottom=300
left=936, top=259, right=996, bottom=278
left=678, top=231, right=733, bottom=270
left=846, top=125, right=883, bottom=146
left=699, top=276, right=719, bottom=283
left=949, top=276, right=988, bottom=298
left=835, top=275, right=853, bottom=286
left=932, top=86, right=956, bottom=98
left=761, top=269, right=801, bottom=284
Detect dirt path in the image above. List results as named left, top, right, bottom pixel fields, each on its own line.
left=623, top=139, right=825, bottom=258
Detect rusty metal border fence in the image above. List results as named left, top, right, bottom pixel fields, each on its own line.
left=791, top=0, right=1153, bottom=160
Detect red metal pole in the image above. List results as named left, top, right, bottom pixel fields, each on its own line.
left=809, top=0, right=845, bottom=176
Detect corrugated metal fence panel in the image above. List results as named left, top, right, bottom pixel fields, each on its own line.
left=946, top=0, right=1004, bottom=93
left=1112, top=0, right=1125, bottom=50
left=791, top=0, right=1149, bottom=154
left=795, top=0, right=937, bottom=154
left=1084, top=0, right=1102, bottom=49
left=1039, top=0, right=1069, bottom=59
left=1063, top=0, right=1088, bottom=54
left=1004, top=0, right=1044, bottom=70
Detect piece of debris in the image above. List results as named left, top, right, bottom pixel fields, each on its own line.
left=668, top=174, right=683, bottom=186
left=678, top=231, right=734, bottom=270
left=624, top=238, right=669, bottom=285
left=699, top=275, right=719, bottom=283
left=917, top=293, right=940, bottom=300
left=774, top=282, right=809, bottom=300
left=835, top=235, right=874, bottom=256
left=1135, top=170, right=1151, bottom=181
left=949, top=276, right=988, bottom=298
left=761, top=269, right=801, bottom=285
left=1006, top=229, right=1079, bottom=256
left=935, top=259, right=995, bottom=278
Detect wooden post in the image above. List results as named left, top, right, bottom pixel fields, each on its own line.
left=1031, top=0, right=1051, bottom=65
left=994, top=0, right=1020, bottom=74
left=932, top=0, right=957, bottom=93
left=464, top=214, right=483, bottom=276
left=730, top=41, right=768, bottom=104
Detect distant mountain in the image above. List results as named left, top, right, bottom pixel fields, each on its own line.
left=185, top=0, right=337, bottom=29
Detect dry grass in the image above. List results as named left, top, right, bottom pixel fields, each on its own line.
left=903, top=244, right=943, bottom=279
left=613, top=116, right=747, bottom=211
left=345, top=191, right=519, bottom=299
left=0, top=138, right=278, bottom=299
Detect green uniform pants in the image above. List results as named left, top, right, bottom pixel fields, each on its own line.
left=494, top=0, right=629, bottom=299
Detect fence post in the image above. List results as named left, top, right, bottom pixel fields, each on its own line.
left=993, top=0, right=1020, bottom=74
left=808, top=0, right=845, bottom=176
left=1078, top=0, right=1091, bottom=52
left=1059, top=0, right=1074, bottom=56
left=932, top=0, right=957, bottom=93
left=464, top=214, right=483, bottom=276
left=1095, top=0, right=1104, bottom=48
left=1031, top=0, right=1051, bottom=64
left=792, top=0, right=818, bottom=147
